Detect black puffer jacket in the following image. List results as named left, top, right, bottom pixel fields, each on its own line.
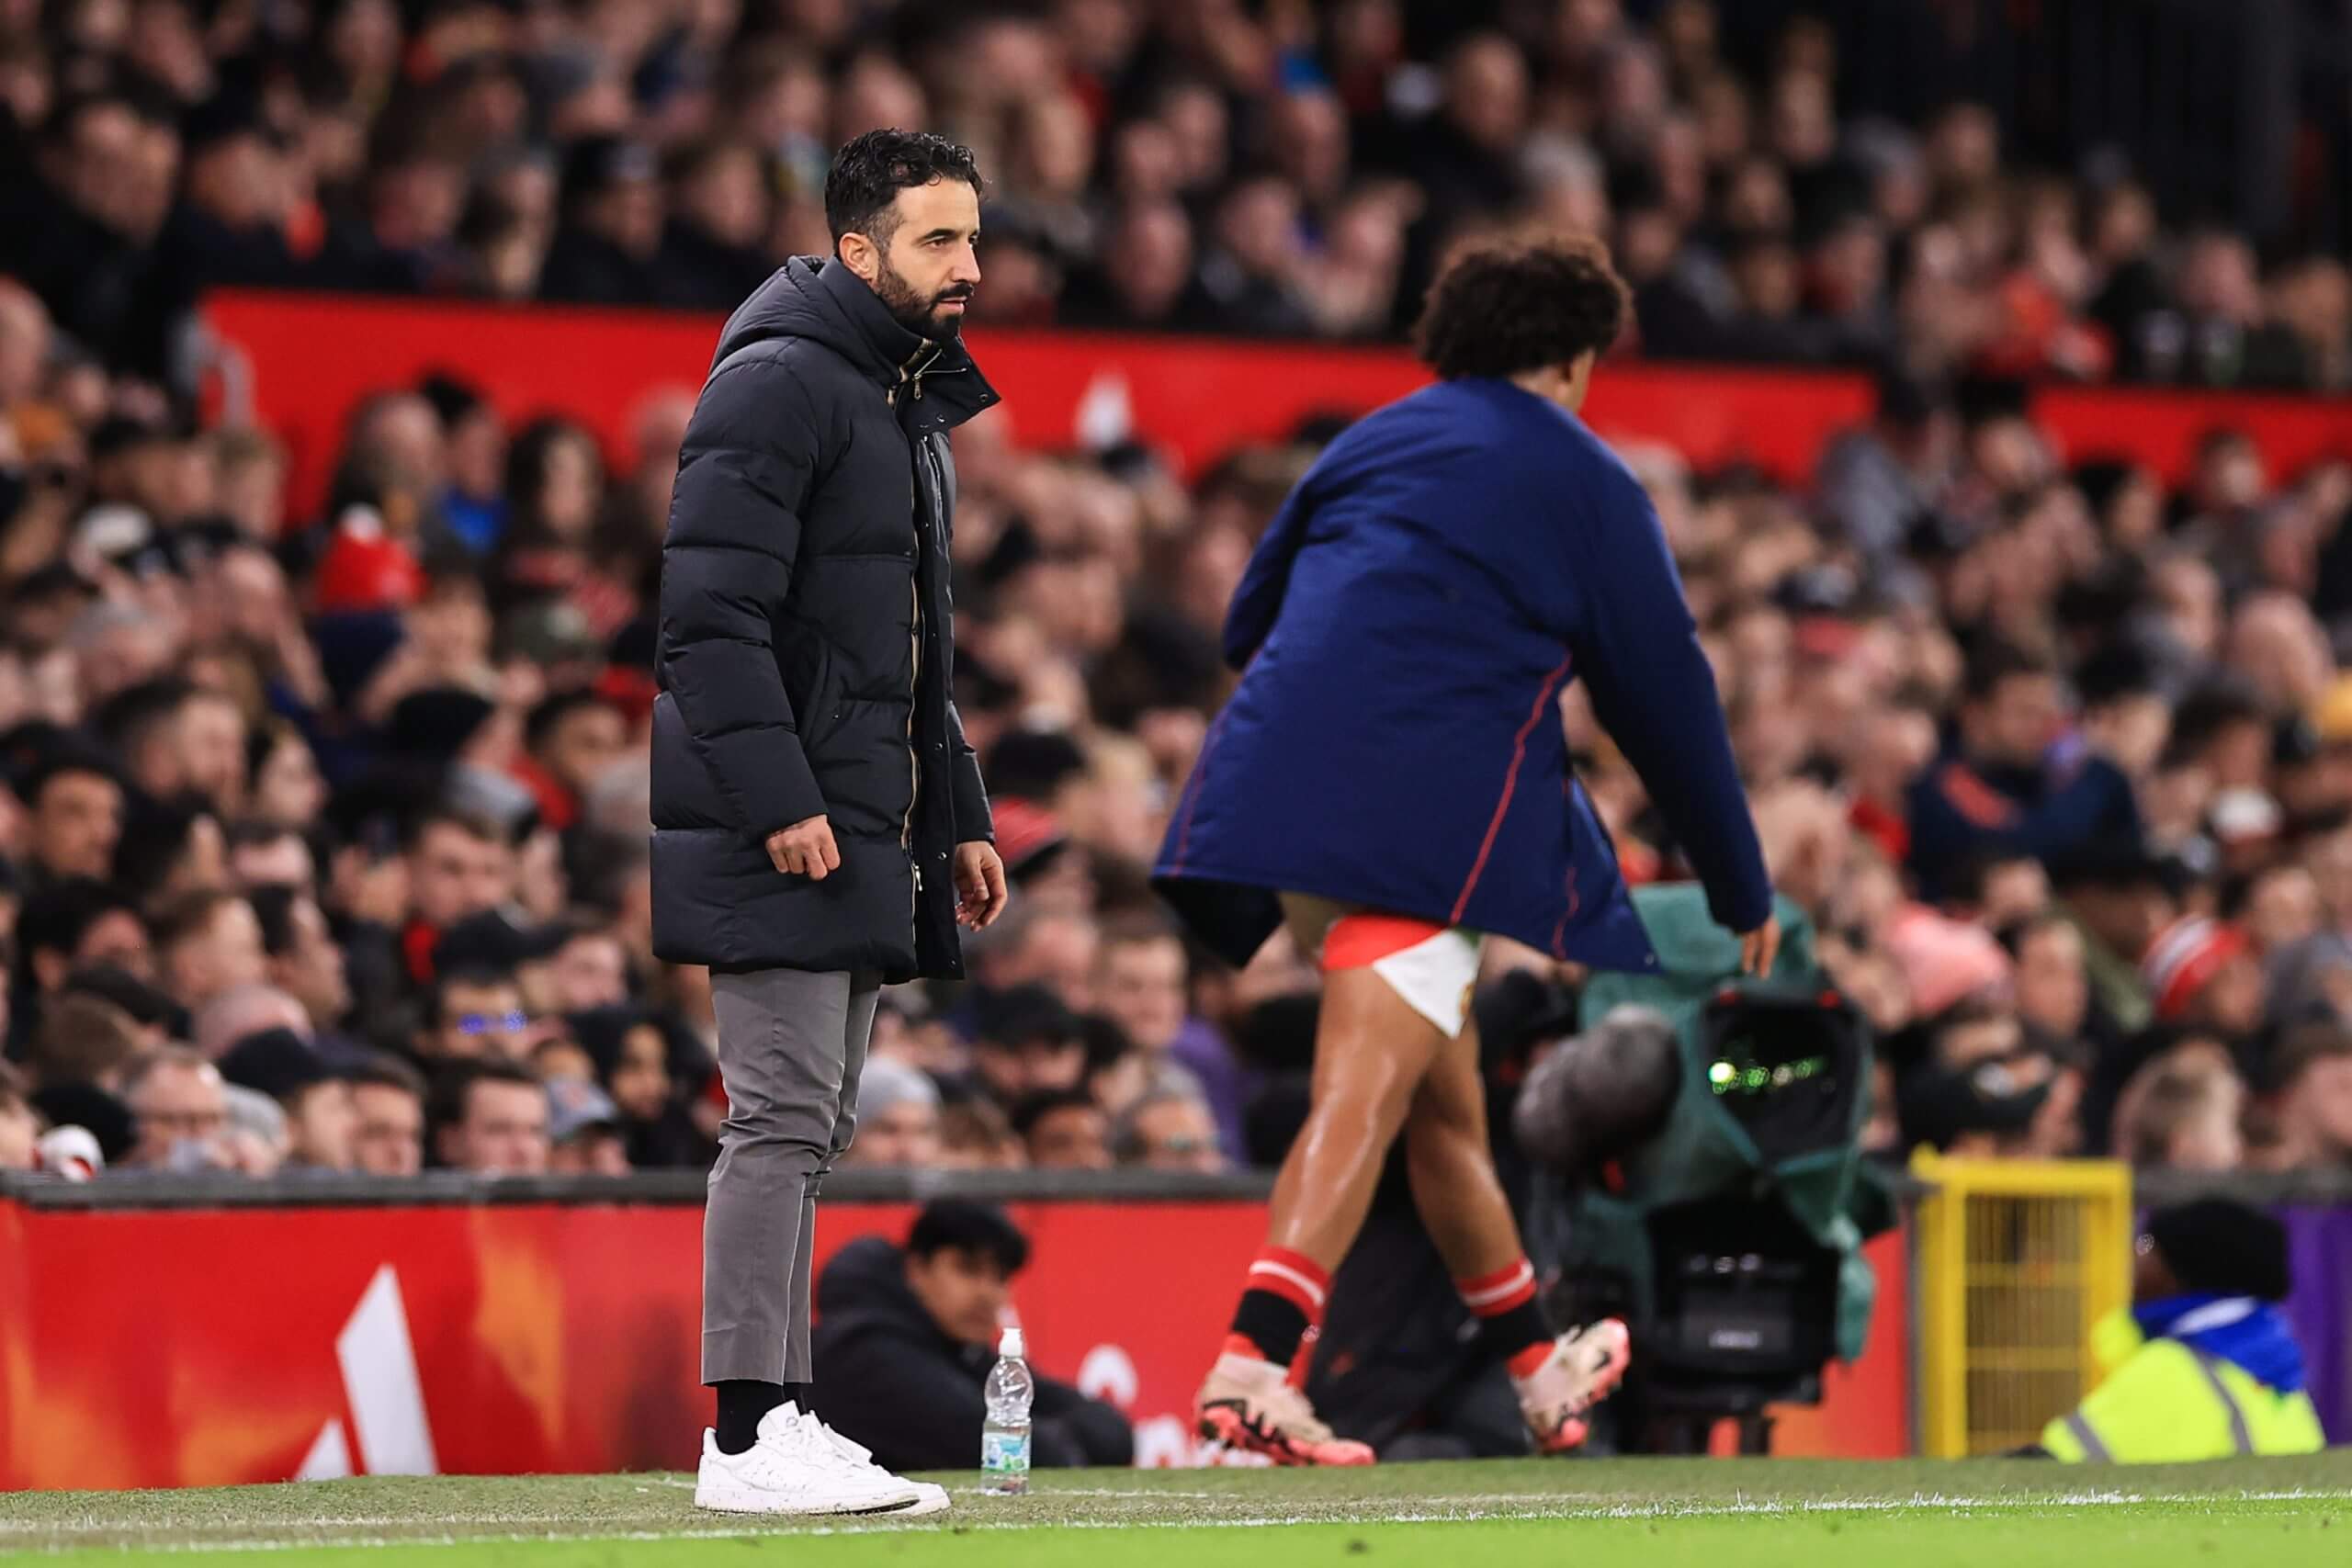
left=651, top=258, right=995, bottom=980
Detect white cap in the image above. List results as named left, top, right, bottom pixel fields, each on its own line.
left=998, top=1326, right=1025, bottom=1359
left=36, top=1125, right=103, bottom=1181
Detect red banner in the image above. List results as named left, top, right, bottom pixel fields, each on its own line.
left=0, top=1196, right=1908, bottom=1489
left=202, top=292, right=2352, bottom=531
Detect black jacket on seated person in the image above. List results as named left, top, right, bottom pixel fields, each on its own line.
left=650, top=257, right=996, bottom=981
left=808, top=1236, right=1133, bottom=1473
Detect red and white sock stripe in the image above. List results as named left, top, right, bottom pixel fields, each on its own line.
left=1245, top=1247, right=1330, bottom=1319
left=1456, top=1258, right=1537, bottom=1316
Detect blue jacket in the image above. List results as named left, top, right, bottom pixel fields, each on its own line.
left=1152, top=378, right=1771, bottom=974
left=1905, top=747, right=2141, bottom=904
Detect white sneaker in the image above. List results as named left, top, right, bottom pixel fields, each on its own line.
left=806, top=1414, right=951, bottom=1517
left=695, top=1404, right=920, bottom=1516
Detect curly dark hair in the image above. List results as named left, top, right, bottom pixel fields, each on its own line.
left=1412, top=233, right=1632, bottom=380
left=823, top=128, right=984, bottom=245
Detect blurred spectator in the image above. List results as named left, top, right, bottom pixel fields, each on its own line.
left=935, top=1099, right=1023, bottom=1170
left=1906, top=644, right=2140, bottom=900
left=218, top=1027, right=355, bottom=1172
left=2005, top=913, right=2090, bottom=1047
left=11, top=878, right=149, bottom=1027
left=654, top=141, right=773, bottom=312
left=570, top=1003, right=702, bottom=1166
left=121, top=1045, right=232, bottom=1169
left=401, top=807, right=514, bottom=982
left=348, top=1055, right=426, bottom=1177
left=842, top=1055, right=940, bottom=1168
left=0, top=1060, right=36, bottom=1170
left=1012, top=1087, right=1112, bottom=1170
left=967, top=984, right=1087, bottom=1106
left=429, top=1057, right=550, bottom=1174
left=227, top=821, right=315, bottom=891
left=1900, top=1040, right=2081, bottom=1159
left=1114, top=1088, right=1225, bottom=1172
left=546, top=1077, right=630, bottom=1176
left=415, top=964, right=530, bottom=1065
left=152, top=890, right=266, bottom=1010
left=2115, top=1049, right=2246, bottom=1171
left=25, top=992, right=146, bottom=1092
left=247, top=886, right=355, bottom=1046
left=2141, top=917, right=2264, bottom=1040
left=2259, top=1023, right=2352, bottom=1171
left=539, top=139, right=664, bottom=306
left=17, top=750, right=125, bottom=884
left=970, top=903, right=1100, bottom=1010
left=2051, top=846, right=2177, bottom=1038
left=190, top=982, right=309, bottom=1060
left=540, top=926, right=629, bottom=1014
left=1093, top=913, right=1186, bottom=1053
left=517, top=690, right=628, bottom=830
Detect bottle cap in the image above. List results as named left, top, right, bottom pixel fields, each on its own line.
left=999, top=1325, right=1025, bottom=1359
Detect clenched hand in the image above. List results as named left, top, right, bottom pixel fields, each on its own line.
left=767, top=815, right=841, bottom=879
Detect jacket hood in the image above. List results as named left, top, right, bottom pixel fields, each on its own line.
left=711, top=257, right=999, bottom=423
left=814, top=1235, right=924, bottom=1321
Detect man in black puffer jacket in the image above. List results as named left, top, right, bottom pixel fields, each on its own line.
left=656, top=129, right=1010, bottom=1516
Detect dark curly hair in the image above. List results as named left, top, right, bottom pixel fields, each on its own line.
left=1413, top=233, right=1632, bottom=380
left=823, top=128, right=984, bottom=245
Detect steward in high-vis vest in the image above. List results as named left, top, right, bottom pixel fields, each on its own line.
left=2040, top=1198, right=2325, bottom=1463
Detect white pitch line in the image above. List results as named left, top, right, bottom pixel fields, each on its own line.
left=8, top=1485, right=2349, bottom=1554
left=633, top=1476, right=1223, bottom=1500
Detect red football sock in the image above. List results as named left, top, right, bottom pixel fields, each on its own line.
left=1457, top=1258, right=1553, bottom=1379
left=1227, top=1247, right=1329, bottom=1368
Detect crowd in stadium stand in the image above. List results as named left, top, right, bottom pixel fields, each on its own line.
left=0, top=0, right=2349, bottom=386
left=4, top=1, right=2352, bottom=1187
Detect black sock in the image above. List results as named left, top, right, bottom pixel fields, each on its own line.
left=1478, top=1297, right=1555, bottom=1372
left=784, top=1381, right=813, bottom=1417
left=715, top=1380, right=785, bottom=1455
left=1230, top=1288, right=1313, bottom=1368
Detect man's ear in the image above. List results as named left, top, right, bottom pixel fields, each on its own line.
left=838, top=230, right=879, bottom=283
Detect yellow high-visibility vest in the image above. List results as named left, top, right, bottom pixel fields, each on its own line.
left=2041, top=1309, right=2326, bottom=1463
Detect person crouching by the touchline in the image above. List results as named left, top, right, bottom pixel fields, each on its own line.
left=809, top=1200, right=1134, bottom=1474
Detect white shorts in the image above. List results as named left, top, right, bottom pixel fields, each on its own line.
left=1279, top=893, right=1486, bottom=1039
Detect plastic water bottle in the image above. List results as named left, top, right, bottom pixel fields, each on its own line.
left=980, top=1325, right=1034, bottom=1494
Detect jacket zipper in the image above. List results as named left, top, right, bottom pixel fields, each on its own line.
left=905, top=570, right=921, bottom=860
left=899, top=344, right=944, bottom=942
left=904, top=429, right=933, bottom=942
left=890, top=342, right=942, bottom=408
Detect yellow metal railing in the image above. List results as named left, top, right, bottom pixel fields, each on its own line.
left=1910, top=1154, right=2133, bottom=1457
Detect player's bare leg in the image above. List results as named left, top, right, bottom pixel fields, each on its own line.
left=1197, top=959, right=1441, bottom=1464
left=1264, top=964, right=1443, bottom=1259
left=1405, top=1020, right=1630, bottom=1452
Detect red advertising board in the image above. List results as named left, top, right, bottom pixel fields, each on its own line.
left=0, top=1197, right=1909, bottom=1489
left=203, top=291, right=2352, bottom=531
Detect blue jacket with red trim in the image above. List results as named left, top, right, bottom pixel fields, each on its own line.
left=1904, top=750, right=2141, bottom=903
left=1151, top=378, right=1772, bottom=974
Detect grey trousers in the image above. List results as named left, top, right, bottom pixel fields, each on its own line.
left=701, top=966, right=880, bottom=1385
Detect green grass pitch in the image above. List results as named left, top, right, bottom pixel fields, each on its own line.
left=6, top=1454, right=2350, bottom=1567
